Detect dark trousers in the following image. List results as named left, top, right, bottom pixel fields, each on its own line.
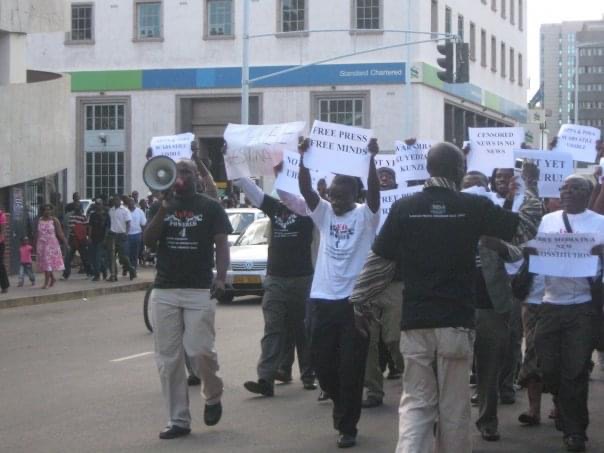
left=475, top=309, right=510, bottom=430
left=310, top=299, right=369, bottom=436
left=63, top=242, right=91, bottom=278
left=278, top=326, right=316, bottom=383
left=106, top=233, right=132, bottom=277
left=257, top=275, right=313, bottom=382
left=128, top=233, right=141, bottom=270
left=535, top=302, right=595, bottom=437
left=88, top=241, right=108, bottom=278
left=499, top=297, right=522, bottom=398
left=0, top=243, right=9, bottom=290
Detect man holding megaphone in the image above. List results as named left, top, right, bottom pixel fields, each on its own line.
left=143, top=146, right=232, bottom=440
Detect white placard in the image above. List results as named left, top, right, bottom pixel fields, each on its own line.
left=378, top=185, right=423, bottom=231
left=150, top=133, right=194, bottom=161
left=555, top=124, right=600, bottom=163
left=513, top=150, right=573, bottom=198
left=302, top=121, right=373, bottom=178
left=395, top=140, right=434, bottom=182
left=528, top=233, right=599, bottom=277
left=467, top=127, right=525, bottom=175
left=223, top=122, right=305, bottom=179
left=273, top=150, right=333, bottom=196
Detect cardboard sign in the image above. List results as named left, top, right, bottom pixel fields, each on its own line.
left=555, top=124, right=600, bottom=163
left=150, top=133, right=194, bottom=160
left=302, top=121, right=373, bottom=178
left=529, top=233, right=599, bottom=277
left=395, top=140, right=433, bottom=182
left=514, top=150, right=573, bottom=198
left=274, top=150, right=333, bottom=196
left=466, top=127, right=525, bottom=175
left=224, top=122, right=305, bottom=179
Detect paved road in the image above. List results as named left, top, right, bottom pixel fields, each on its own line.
left=1, top=292, right=603, bottom=453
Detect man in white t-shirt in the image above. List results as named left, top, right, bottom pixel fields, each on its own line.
left=108, top=195, right=135, bottom=281
left=532, top=175, right=604, bottom=452
left=127, top=197, right=147, bottom=271
left=298, top=138, right=380, bottom=449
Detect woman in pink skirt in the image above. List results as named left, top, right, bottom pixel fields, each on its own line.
left=36, top=204, right=66, bottom=289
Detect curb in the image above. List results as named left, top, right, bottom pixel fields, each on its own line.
left=0, top=281, right=153, bottom=310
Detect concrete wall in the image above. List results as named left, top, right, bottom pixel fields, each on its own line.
left=0, top=75, right=74, bottom=189
left=0, top=0, right=67, bottom=34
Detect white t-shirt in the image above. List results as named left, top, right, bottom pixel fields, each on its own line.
left=109, top=205, right=132, bottom=234
left=539, top=209, right=604, bottom=305
left=526, top=274, right=545, bottom=305
left=129, top=207, right=147, bottom=235
left=309, top=199, right=379, bottom=300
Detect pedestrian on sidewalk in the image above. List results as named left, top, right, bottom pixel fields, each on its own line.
left=62, top=205, right=91, bottom=279
left=144, top=158, right=231, bottom=440
left=0, top=208, right=9, bottom=293
left=127, top=198, right=146, bottom=271
left=87, top=198, right=109, bottom=281
left=18, top=237, right=36, bottom=287
left=35, top=204, right=66, bottom=289
left=107, top=195, right=136, bottom=281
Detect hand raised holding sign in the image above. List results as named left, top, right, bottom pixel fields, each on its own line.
left=521, top=160, right=540, bottom=193
left=368, top=138, right=379, bottom=157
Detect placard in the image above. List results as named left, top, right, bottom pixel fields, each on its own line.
left=395, top=140, right=433, bottom=182
left=223, top=122, right=305, bottom=179
left=513, top=150, right=573, bottom=198
left=302, top=121, right=373, bottom=178
left=529, top=232, right=599, bottom=277
left=273, top=150, right=332, bottom=196
left=466, top=127, right=525, bottom=175
left=555, top=124, right=600, bottom=163
left=378, top=185, right=423, bottom=231
left=150, top=133, right=195, bottom=161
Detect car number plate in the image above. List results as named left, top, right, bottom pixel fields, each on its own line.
left=233, top=275, right=261, bottom=284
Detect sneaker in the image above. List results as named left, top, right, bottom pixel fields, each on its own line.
left=187, top=375, right=201, bottom=386
left=159, top=425, right=190, bottom=439
left=303, top=381, right=318, bottom=390
left=204, top=401, right=222, bottom=426
left=337, top=433, right=356, bottom=448
left=479, top=426, right=500, bottom=442
left=244, top=379, right=274, bottom=397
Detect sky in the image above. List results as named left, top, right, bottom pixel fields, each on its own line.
left=527, top=0, right=604, bottom=98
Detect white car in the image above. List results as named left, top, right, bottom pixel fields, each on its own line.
left=226, top=207, right=266, bottom=245
left=217, top=217, right=269, bottom=303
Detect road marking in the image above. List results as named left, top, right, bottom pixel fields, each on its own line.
left=110, top=351, right=154, bottom=363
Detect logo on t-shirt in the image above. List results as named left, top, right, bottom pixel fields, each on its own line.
left=166, top=211, right=204, bottom=228
left=430, top=202, right=447, bottom=216
left=274, top=212, right=297, bottom=230
left=330, top=222, right=355, bottom=248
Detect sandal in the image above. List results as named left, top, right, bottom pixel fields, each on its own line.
left=518, top=413, right=540, bottom=426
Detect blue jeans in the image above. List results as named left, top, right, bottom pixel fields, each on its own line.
left=19, top=263, right=35, bottom=285
left=128, top=233, right=142, bottom=269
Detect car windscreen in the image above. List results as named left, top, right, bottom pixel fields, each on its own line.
left=235, top=220, right=269, bottom=246
left=228, top=213, right=256, bottom=235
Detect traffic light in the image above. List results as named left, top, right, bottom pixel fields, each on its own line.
left=456, top=42, right=470, bottom=84
left=436, top=41, right=454, bottom=83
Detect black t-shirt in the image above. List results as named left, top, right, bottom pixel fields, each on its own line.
left=88, top=210, right=109, bottom=243
left=373, top=186, right=518, bottom=330
left=154, top=194, right=233, bottom=289
left=260, top=195, right=314, bottom=278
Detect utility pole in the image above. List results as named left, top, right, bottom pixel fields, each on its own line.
left=241, top=0, right=250, bottom=125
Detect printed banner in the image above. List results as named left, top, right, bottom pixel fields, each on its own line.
left=302, top=121, right=373, bottom=178
left=513, top=150, right=573, bottom=198
left=529, top=233, right=599, bottom=277
left=466, top=127, right=525, bottom=175
left=273, top=150, right=333, bottom=196
left=150, top=133, right=194, bottom=160
left=395, top=140, right=434, bottom=182
left=555, top=124, right=600, bottom=163
left=223, top=122, right=305, bottom=179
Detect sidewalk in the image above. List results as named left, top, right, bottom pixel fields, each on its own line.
left=0, top=267, right=155, bottom=309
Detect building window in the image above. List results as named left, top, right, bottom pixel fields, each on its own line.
left=491, top=36, right=497, bottom=72
left=206, top=0, right=233, bottom=37
left=518, top=0, right=523, bottom=30
left=501, top=42, right=506, bottom=77
left=134, top=1, right=162, bottom=40
left=510, top=0, right=515, bottom=25
left=500, top=0, right=506, bottom=18
left=480, top=29, right=487, bottom=67
left=353, top=0, right=381, bottom=30
left=518, top=53, right=523, bottom=85
left=457, top=14, right=464, bottom=41
left=431, top=0, right=438, bottom=35
left=469, top=22, right=476, bottom=61
left=510, top=47, right=515, bottom=81
left=445, top=6, right=452, bottom=34
left=280, top=0, right=305, bottom=32
left=491, top=0, right=496, bottom=11
left=69, top=4, right=94, bottom=42
left=314, top=94, right=368, bottom=127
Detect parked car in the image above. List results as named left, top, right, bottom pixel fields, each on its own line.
left=217, top=217, right=269, bottom=303
left=226, top=208, right=266, bottom=245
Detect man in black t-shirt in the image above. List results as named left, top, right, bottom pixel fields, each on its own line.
left=144, top=159, right=232, bottom=440
left=234, top=176, right=316, bottom=397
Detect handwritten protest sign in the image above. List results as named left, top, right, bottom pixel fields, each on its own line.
left=223, top=122, right=305, bottom=179
left=513, top=150, right=573, bottom=198
left=274, top=150, right=333, bottom=196
left=529, top=232, right=599, bottom=277
left=150, top=133, right=194, bottom=160
left=378, top=185, right=423, bottom=231
left=555, top=124, right=600, bottom=163
left=466, top=127, right=525, bottom=175
left=395, top=140, right=433, bottom=182
left=302, top=121, right=373, bottom=178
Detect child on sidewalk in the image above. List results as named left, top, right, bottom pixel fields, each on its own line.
left=18, top=237, right=35, bottom=287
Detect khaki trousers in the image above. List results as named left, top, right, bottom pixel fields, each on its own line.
left=396, top=327, right=474, bottom=453
left=151, top=288, right=223, bottom=429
